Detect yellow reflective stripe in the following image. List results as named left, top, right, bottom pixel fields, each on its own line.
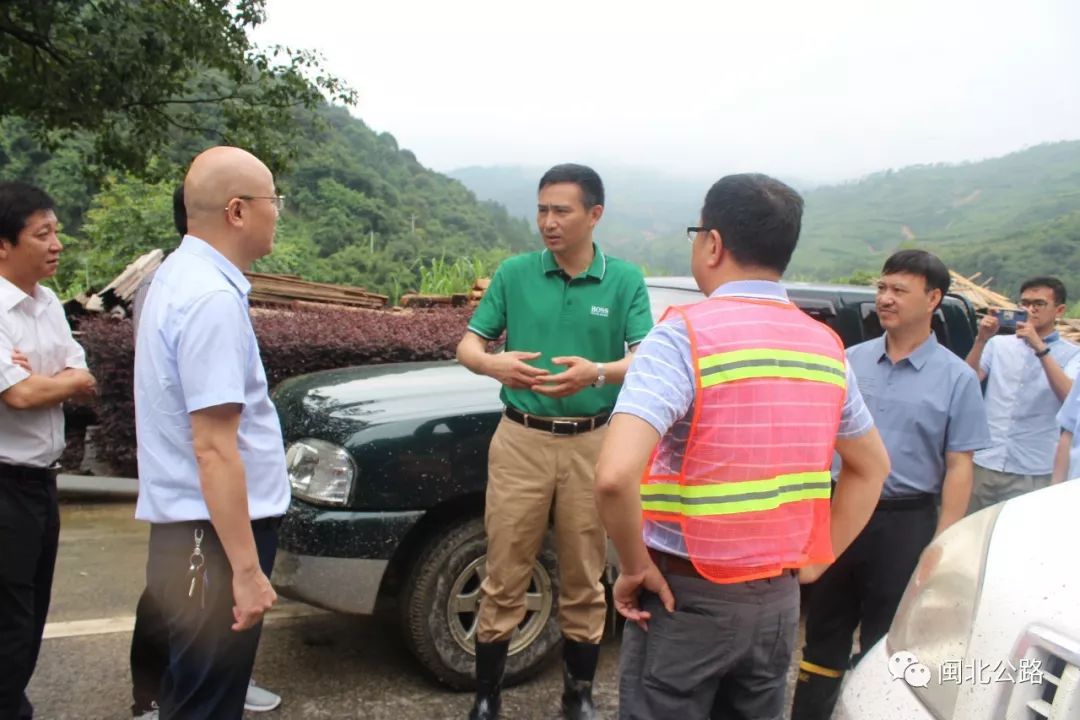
left=641, top=472, right=831, bottom=516
left=799, top=661, right=844, bottom=679
left=698, top=348, right=845, bottom=373
left=700, top=364, right=846, bottom=389
left=641, top=471, right=828, bottom=499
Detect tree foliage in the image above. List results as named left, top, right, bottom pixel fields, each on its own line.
left=0, top=0, right=355, bottom=176
left=1, top=106, right=533, bottom=301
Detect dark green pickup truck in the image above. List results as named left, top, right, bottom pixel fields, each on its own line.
left=270, top=277, right=978, bottom=689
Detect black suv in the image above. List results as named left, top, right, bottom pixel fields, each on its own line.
left=270, top=277, right=978, bottom=688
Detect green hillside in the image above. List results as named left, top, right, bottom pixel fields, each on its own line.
left=453, top=143, right=1080, bottom=297
left=0, top=106, right=534, bottom=301
left=796, top=141, right=1080, bottom=293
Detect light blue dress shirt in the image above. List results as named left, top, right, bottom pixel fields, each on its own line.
left=613, top=280, right=875, bottom=557
left=847, top=333, right=991, bottom=497
left=134, top=236, right=289, bottom=523
left=975, top=333, right=1080, bottom=476
left=1055, top=380, right=1080, bottom=481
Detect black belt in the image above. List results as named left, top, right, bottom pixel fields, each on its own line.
left=0, top=462, right=59, bottom=482
left=876, top=493, right=936, bottom=511
left=648, top=548, right=798, bottom=582
left=154, top=516, right=282, bottom=533
left=648, top=548, right=706, bottom=579
left=503, top=406, right=610, bottom=435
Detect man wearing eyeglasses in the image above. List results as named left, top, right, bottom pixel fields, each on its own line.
left=595, top=174, right=890, bottom=720
left=965, top=276, right=1079, bottom=512
left=133, top=146, right=288, bottom=719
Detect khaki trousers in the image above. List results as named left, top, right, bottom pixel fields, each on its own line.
left=477, top=416, right=608, bottom=644
left=968, top=464, right=1051, bottom=515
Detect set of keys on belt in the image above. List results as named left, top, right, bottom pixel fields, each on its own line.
left=187, top=528, right=208, bottom=608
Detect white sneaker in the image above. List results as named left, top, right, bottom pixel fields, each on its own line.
left=244, top=680, right=282, bottom=712
left=133, top=709, right=159, bottom=720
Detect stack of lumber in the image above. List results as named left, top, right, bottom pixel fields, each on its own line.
left=948, top=270, right=1016, bottom=312
left=398, top=292, right=469, bottom=308
left=399, top=277, right=491, bottom=308
left=83, top=249, right=165, bottom=313
left=468, top=278, right=490, bottom=305
left=1056, top=319, right=1080, bottom=343
left=244, top=272, right=387, bottom=309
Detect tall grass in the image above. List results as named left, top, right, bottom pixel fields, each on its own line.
left=419, top=253, right=504, bottom=295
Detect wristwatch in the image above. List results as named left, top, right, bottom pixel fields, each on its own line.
left=592, top=363, right=606, bottom=388
left=1035, top=346, right=1052, bottom=358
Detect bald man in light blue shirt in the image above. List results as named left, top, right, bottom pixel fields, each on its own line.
left=134, top=147, right=287, bottom=720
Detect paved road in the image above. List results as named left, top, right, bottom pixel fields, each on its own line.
left=29, top=501, right=803, bottom=719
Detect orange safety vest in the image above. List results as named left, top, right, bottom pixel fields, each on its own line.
left=641, top=295, right=847, bottom=584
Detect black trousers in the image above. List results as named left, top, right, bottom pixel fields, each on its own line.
left=0, top=468, right=60, bottom=720
left=800, top=497, right=937, bottom=672
left=145, top=518, right=279, bottom=720
left=130, top=585, right=169, bottom=715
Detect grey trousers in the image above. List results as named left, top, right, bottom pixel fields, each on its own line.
left=618, top=567, right=800, bottom=720
left=968, top=465, right=1051, bottom=514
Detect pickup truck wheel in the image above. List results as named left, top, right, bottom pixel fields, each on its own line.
left=401, top=517, right=561, bottom=690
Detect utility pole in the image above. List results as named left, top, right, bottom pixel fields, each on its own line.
left=410, top=214, right=416, bottom=234
left=370, top=230, right=374, bottom=253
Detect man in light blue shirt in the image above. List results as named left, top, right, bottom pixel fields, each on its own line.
left=134, top=147, right=287, bottom=720
left=1053, top=382, right=1080, bottom=483
left=965, top=277, right=1079, bottom=512
left=793, top=250, right=990, bottom=720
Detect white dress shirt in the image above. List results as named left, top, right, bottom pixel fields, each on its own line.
left=0, top=276, right=88, bottom=467
left=134, top=236, right=289, bottom=523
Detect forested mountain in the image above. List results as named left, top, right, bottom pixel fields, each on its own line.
left=797, top=141, right=1080, bottom=293
left=0, top=105, right=534, bottom=300
left=453, top=143, right=1080, bottom=296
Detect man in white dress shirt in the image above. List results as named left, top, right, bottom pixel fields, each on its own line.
left=0, top=181, right=97, bottom=719
left=134, top=147, right=288, bottom=719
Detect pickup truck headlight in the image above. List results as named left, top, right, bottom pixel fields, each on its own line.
left=886, top=503, right=1004, bottom=719
left=285, top=438, right=356, bottom=506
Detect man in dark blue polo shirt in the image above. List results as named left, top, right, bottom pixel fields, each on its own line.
left=791, top=250, right=990, bottom=719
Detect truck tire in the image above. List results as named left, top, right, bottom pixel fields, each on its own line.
left=401, top=516, right=562, bottom=690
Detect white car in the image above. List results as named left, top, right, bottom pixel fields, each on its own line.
left=836, top=480, right=1080, bottom=719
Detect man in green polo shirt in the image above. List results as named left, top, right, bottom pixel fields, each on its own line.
left=457, top=164, right=652, bottom=720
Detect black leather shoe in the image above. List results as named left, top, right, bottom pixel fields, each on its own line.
left=561, top=639, right=600, bottom=720
left=469, top=640, right=509, bottom=720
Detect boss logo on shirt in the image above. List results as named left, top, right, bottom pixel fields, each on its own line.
left=591, top=305, right=610, bottom=318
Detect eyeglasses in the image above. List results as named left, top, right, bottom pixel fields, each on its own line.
left=687, top=226, right=710, bottom=244
left=235, top=195, right=286, bottom=212
left=1018, top=299, right=1050, bottom=310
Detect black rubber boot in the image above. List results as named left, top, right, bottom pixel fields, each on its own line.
left=469, top=640, right=509, bottom=720
left=790, top=661, right=845, bottom=720
left=561, top=639, right=600, bottom=720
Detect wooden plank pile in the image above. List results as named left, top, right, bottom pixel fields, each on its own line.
left=948, top=270, right=1016, bottom=312
left=244, top=272, right=388, bottom=309
left=71, top=250, right=390, bottom=316
left=1058, top=319, right=1080, bottom=343
left=399, top=277, right=491, bottom=308
left=82, top=249, right=166, bottom=314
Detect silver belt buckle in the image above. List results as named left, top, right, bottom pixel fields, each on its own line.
left=551, top=419, right=578, bottom=435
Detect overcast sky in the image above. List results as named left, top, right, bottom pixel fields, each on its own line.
left=255, top=0, right=1079, bottom=184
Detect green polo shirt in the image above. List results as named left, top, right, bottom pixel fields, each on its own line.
left=468, top=244, right=653, bottom=417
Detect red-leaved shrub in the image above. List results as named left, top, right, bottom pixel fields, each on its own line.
left=76, top=304, right=474, bottom=476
